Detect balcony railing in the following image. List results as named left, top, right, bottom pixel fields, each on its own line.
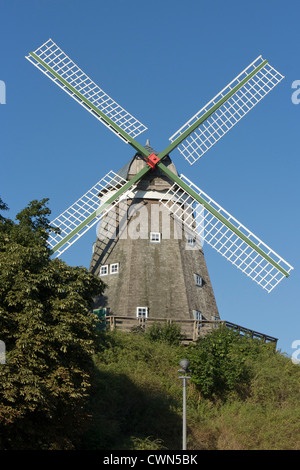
left=101, top=315, right=278, bottom=346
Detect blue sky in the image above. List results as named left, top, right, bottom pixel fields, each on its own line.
left=0, top=0, right=299, bottom=358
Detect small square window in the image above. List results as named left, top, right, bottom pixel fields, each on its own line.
left=136, top=307, right=148, bottom=318
left=187, top=236, right=196, bottom=246
left=150, top=232, right=161, bottom=243
left=99, top=265, right=108, bottom=276
left=194, top=273, right=203, bottom=287
left=110, top=263, right=119, bottom=274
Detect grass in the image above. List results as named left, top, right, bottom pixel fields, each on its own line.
left=81, top=327, right=300, bottom=450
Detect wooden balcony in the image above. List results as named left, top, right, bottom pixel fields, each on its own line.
left=101, top=315, right=278, bottom=346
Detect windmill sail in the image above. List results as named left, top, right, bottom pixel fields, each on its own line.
left=159, top=174, right=293, bottom=292
left=26, top=39, right=147, bottom=143
left=48, top=171, right=130, bottom=257
left=169, top=56, right=284, bottom=165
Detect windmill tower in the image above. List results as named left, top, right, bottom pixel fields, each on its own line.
left=89, top=140, right=219, bottom=323
left=26, top=40, right=293, bottom=337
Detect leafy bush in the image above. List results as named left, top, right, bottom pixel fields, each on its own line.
left=126, top=436, right=167, bottom=450
left=146, top=322, right=183, bottom=345
left=187, top=325, right=275, bottom=400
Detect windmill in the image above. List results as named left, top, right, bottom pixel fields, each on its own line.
left=26, top=39, right=293, bottom=336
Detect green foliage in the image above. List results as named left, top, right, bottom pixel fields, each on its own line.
left=0, top=198, right=105, bottom=449
left=125, top=436, right=167, bottom=450
left=187, top=325, right=275, bottom=400
left=146, top=322, right=184, bottom=345
left=83, top=330, right=183, bottom=450
left=0, top=197, right=8, bottom=221
left=82, top=329, right=300, bottom=450
left=248, top=346, right=300, bottom=406
left=15, top=198, right=57, bottom=241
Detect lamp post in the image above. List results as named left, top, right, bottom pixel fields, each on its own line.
left=178, top=358, right=191, bottom=450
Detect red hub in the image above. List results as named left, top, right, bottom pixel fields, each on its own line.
left=146, top=153, right=160, bottom=169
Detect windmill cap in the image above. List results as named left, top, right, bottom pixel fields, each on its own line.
left=145, top=139, right=156, bottom=153
left=116, top=139, right=178, bottom=181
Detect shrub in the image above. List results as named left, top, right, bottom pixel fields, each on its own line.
left=146, top=322, right=183, bottom=345
left=187, top=325, right=275, bottom=400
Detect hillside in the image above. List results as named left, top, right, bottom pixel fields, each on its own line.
left=81, top=325, right=300, bottom=450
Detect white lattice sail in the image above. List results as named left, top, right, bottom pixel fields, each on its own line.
left=159, top=175, right=293, bottom=292
left=26, top=39, right=147, bottom=142
left=48, top=171, right=130, bottom=257
left=169, top=56, right=284, bottom=165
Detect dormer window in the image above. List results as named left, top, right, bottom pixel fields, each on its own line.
left=194, top=273, right=203, bottom=287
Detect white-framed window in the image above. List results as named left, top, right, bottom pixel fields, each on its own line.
left=136, top=307, right=148, bottom=318
left=193, top=310, right=203, bottom=321
left=110, top=263, right=119, bottom=274
left=194, top=273, right=203, bottom=287
left=187, top=235, right=196, bottom=247
left=150, top=232, right=161, bottom=243
left=99, top=265, right=108, bottom=276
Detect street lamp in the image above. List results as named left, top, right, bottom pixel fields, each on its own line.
left=178, top=358, right=191, bottom=450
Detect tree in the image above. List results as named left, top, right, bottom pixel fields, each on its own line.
left=0, top=198, right=105, bottom=449
left=0, top=197, right=8, bottom=221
